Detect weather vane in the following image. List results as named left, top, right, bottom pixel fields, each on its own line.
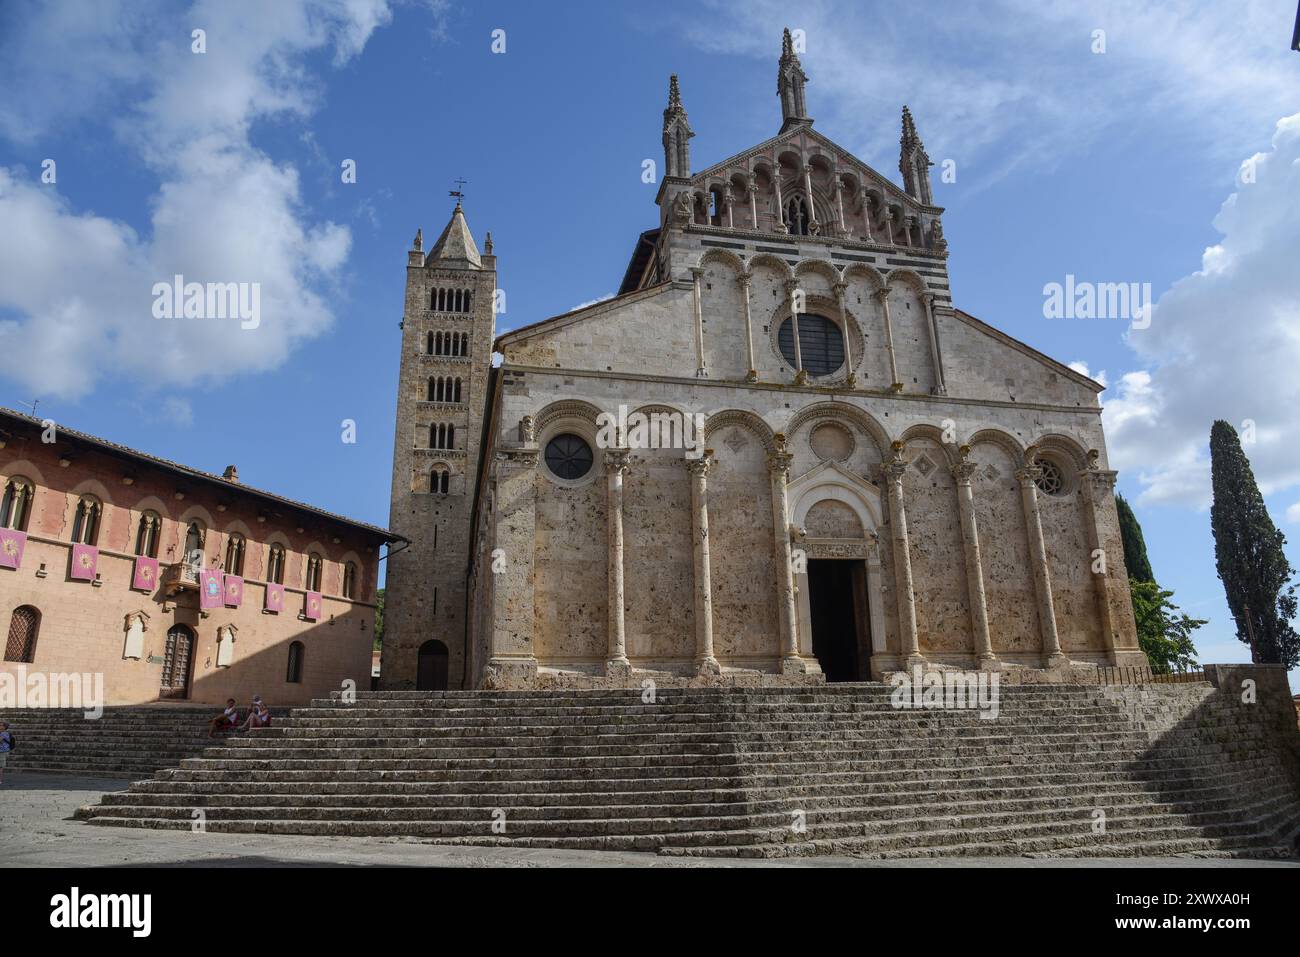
left=449, top=177, right=468, bottom=201
left=18, top=398, right=38, bottom=417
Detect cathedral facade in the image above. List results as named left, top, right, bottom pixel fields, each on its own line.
left=381, top=31, right=1146, bottom=691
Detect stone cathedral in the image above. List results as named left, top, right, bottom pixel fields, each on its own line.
left=381, top=31, right=1147, bottom=691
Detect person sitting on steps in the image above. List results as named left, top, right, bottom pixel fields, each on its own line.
left=0, top=721, right=11, bottom=784
left=238, top=696, right=271, bottom=733
left=209, top=699, right=239, bottom=737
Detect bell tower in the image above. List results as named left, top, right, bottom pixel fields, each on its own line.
left=382, top=199, right=496, bottom=690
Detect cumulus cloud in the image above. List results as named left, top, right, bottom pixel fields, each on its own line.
left=672, top=1, right=1299, bottom=188
left=1067, top=361, right=1107, bottom=389
left=0, top=0, right=415, bottom=401
left=1103, top=114, right=1300, bottom=508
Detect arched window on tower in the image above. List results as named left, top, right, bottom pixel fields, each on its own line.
left=224, top=532, right=245, bottom=576
left=0, top=476, right=34, bottom=531
left=431, top=468, right=449, bottom=494
left=426, top=330, right=435, bottom=354
left=454, top=378, right=462, bottom=403
left=71, top=495, right=102, bottom=546
left=134, top=510, right=161, bottom=558
left=266, top=543, right=286, bottom=585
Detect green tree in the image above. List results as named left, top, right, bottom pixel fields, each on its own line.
left=1116, top=493, right=1154, bottom=583
left=1208, top=420, right=1299, bottom=667
left=1130, top=579, right=1205, bottom=674
left=373, top=587, right=385, bottom=651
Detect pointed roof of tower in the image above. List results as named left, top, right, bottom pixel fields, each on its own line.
left=900, top=105, right=923, bottom=154
left=426, top=200, right=482, bottom=269
left=663, top=74, right=690, bottom=131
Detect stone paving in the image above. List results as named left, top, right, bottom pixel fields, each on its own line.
left=2, top=772, right=1295, bottom=868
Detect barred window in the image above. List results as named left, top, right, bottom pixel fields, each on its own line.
left=778, top=314, right=844, bottom=376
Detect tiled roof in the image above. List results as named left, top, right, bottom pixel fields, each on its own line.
left=0, top=407, right=405, bottom=543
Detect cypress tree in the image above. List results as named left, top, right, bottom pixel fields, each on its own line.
left=1208, top=420, right=1299, bottom=667
left=1115, top=493, right=1155, bottom=583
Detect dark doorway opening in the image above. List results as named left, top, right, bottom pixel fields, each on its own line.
left=416, top=639, right=450, bottom=691
left=807, top=559, right=863, bottom=682
left=159, top=624, right=195, bottom=699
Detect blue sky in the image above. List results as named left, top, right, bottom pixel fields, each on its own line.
left=1, top=0, right=1298, bottom=682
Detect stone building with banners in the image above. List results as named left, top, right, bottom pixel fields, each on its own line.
left=0, top=408, right=399, bottom=706
left=382, top=31, right=1148, bottom=691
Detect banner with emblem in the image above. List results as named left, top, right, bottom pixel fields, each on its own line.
left=70, top=543, right=98, bottom=581
left=223, top=574, right=243, bottom=608
left=265, top=582, right=285, bottom=613
left=132, top=555, right=159, bottom=591
left=199, top=566, right=224, bottom=609
left=304, top=590, right=323, bottom=622
left=0, top=529, right=27, bottom=570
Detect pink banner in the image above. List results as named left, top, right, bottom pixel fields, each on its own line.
left=132, top=555, right=159, bottom=591
left=0, top=529, right=27, bottom=570
left=200, top=567, right=223, bottom=609
left=304, top=590, right=323, bottom=621
left=265, top=582, right=285, bottom=613
left=223, top=574, right=243, bottom=608
left=70, top=543, right=98, bottom=581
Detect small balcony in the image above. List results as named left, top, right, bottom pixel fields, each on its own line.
left=162, top=562, right=200, bottom=595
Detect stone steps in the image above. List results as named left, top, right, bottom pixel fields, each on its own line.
left=70, top=684, right=1300, bottom=859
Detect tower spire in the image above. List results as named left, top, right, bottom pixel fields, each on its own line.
left=662, top=73, right=695, bottom=179
left=777, top=27, right=810, bottom=131
left=899, top=105, right=933, bottom=205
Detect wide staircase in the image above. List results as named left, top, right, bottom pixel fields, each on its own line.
left=74, top=685, right=1300, bottom=858
left=5, top=706, right=288, bottom=778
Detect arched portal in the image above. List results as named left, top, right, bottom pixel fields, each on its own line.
left=416, top=639, right=450, bottom=691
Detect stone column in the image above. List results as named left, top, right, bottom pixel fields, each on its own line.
left=785, top=279, right=807, bottom=384
left=802, top=164, right=819, bottom=232
left=884, top=207, right=896, bottom=245
left=834, top=177, right=846, bottom=235
left=486, top=449, right=540, bottom=687
left=774, top=174, right=787, bottom=232
left=690, top=266, right=707, bottom=378
left=859, top=188, right=874, bottom=242
left=747, top=178, right=758, bottom=229
left=739, top=272, right=758, bottom=382
left=604, top=449, right=631, bottom=676
left=922, top=293, right=947, bottom=396
left=723, top=186, right=734, bottom=228
left=767, top=439, right=804, bottom=673
left=833, top=281, right=856, bottom=388
left=952, top=452, right=995, bottom=664
left=884, top=448, right=922, bottom=666
left=1016, top=460, right=1066, bottom=666
left=1078, top=466, right=1142, bottom=663
left=687, top=452, right=719, bottom=675
left=874, top=288, right=903, bottom=391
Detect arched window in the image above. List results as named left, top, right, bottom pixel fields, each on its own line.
left=266, top=543, right=286, bottom=584
left=305, top=552, right=323, bottom=591
left=431, top=469, right=449, bottom=494
left=464, top=291, right=472, bottom=312
left=426, top=330, right=435, bottom=354
left=778, top=314, right=844, bottom=376
left=4, top=604, right=40, bottom=663
left=454, top=378, right=462, bottom=403
left=71, top=495, right=102, bottom=546
left=182, top=520, right=205, bottom=565
left=427, top=377, right=437, bottom=401
left=0, top=476, right=34, bottom=531
left=134, top=510, right=161, bottom=558
left=224, top=532, right=245, bottom=576
left=785, top=195, right=811, bottom=235
left=342, top=561, right=357, bottom=599
left=286, top=640, right=305, bottom=683
left=1032, top=457, right=1067, bottom=497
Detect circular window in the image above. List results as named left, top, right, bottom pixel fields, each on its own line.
left=1033, top=457, right=1065, bottom=496
left=778, top=314, right=844, bottom=376
left=544, top=433, right=594, bottom=480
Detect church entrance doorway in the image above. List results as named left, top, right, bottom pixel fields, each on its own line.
left=807, top=559, right=864, bottom=682
left=416, top=639, right=450, bottom=691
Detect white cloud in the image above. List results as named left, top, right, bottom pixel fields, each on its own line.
left=572, top=294, right=615, bottom=311
left=0, top=0, right=418, bottom=401
left=1103, top=113, right=1300, bottom=508
left=672, top=1, right=1299, bottom=189
left=1287, top=501, right=1300, bottom=525
left=1067, top=361, right=1107, bottom=389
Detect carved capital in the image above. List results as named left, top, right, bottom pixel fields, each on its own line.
left=832, top=281, right=848, bottom=299
left=738, top=271, right=752, bottom=289
left=767, top=450, right=794, bottom=475
left=951, top=461, right=977, bottom=483
left=495, top=448, right=539, bottom=470
left=685, top=455, right=712, bottom=477
left=784, top=278, right=803, bottom=297
left=1014, top=465, right=1043, bottom=486
left=603, top=449, right=631, bottom=475
left=690, top=266, right=705, bottom=280
left=873, top=287, right=891, bottom=304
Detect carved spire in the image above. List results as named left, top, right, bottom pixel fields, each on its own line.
left=899, top=105, right=934, bottom=205
left=662, top=74, right=695, bottom=179
left=777, top=27, right=810, bottom=131
left=412, top=227, right=422, bottom=252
